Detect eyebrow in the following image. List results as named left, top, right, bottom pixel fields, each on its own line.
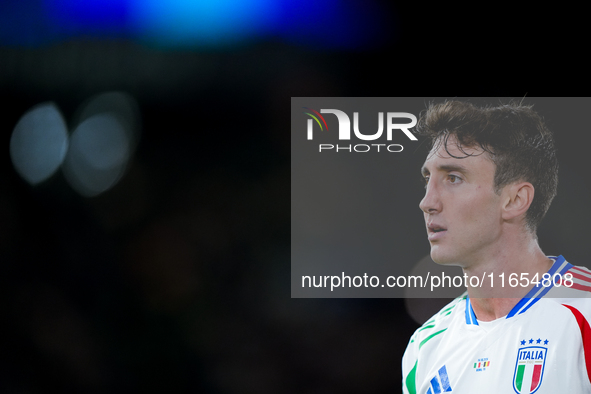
left=421, top=163, right=469, bottom=176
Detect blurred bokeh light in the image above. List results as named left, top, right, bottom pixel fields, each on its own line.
left=129, top=0, right=280, bottom=47
left=63, top=113, right=131, bottom=196
left=10, top=102, right=69, bottom=185
left=73, top=91, right=141, bottom=153
left=0, top=0, right=388, bottom=49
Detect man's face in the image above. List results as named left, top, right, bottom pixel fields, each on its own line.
left=419, top=137, right=505, bottom=267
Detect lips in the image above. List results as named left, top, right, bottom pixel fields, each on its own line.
left=427, top=223, right=447, bottom=241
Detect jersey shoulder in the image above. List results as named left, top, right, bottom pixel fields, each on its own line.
left=564, top=264, right=591, bottom=293
left=547, top=263, right=591, bottom=297
left=547, top=263, right=591, bottom=320
left=403, top=294, right=465, bottom=363
left=408, top=294, right=465, bottom=346
left=402, top=294, right=465, bottom=394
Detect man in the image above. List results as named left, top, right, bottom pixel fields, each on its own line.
left=402, top=100, right=591, bottom=394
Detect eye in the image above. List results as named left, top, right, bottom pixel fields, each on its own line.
left=448, top=174, right=462, bottom=184
left=422, top=175, right=430, bottom=188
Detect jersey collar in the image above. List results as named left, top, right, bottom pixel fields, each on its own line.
left=465, top=255, right=572, bottom=325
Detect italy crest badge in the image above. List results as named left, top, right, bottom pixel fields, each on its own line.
left=512, top=339, right=548, bottom=394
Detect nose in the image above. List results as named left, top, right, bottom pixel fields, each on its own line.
left=419, top=181, right=442, bottom=214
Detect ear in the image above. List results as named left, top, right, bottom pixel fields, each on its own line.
left=501, top=182, right=535, bottom=221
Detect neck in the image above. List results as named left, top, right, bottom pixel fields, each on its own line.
left=462, top=235, right=553, bottom=322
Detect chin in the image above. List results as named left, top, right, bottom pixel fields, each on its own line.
left=430, top=247, right=459, bottom=266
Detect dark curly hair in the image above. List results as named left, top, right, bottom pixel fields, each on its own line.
left=416, top=100, right=558, bottom=232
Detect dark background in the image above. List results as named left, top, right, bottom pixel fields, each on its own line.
left=0, top=2, right=587, bottom=393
